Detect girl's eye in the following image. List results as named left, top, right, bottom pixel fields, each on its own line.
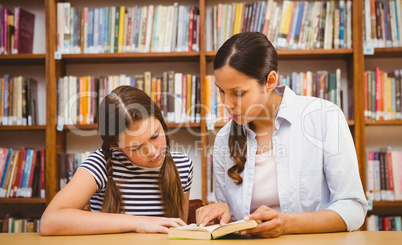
left=218, top=89, right=225, bottom=94
left=131, top=146, right=140, bottom=151
left=150, top=133, right=159, bottom=139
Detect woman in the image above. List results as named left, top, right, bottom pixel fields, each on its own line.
left=196, top=32, right=367, bottom=238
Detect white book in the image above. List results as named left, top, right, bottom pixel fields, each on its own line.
left=389, top=0, right=398, bottom=47
left=206, top=7, right=213, bottom=51
left=177, top=6, right=185, bottom=52
left=144, top=5, right=154, bottom=53
left=158, top=6, right=167, bottom=53
left=391, top=151, right=401, bottom=200
left=63, top=3, right=71, bottom=54
left=174, top=73, right=183, bottom=123
left=57, top=3, right=64, bottom=53
left=225, top=5, right=232, bottom=43
left=109, top=7, right=115, bottom=53
left=171, top=3, right=179, bottom=52
left=93, top=8, right=99, bottom=54
left=364, top=0, right=372, bottom=46
left=63, top=76, right=69, bottom=124
left=138, top=6, right=147, bottom=52
left=151, top=5, right=160, bottom=52
left=336, top=68, right=341, bottom=108
left=346, top=0, right=352, bottom=48
left=213, top=6, right=218, bottom=51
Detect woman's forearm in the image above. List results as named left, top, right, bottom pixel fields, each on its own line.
left=281, top=209, right=347, bottom=234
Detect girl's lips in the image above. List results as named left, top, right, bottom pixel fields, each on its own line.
left=230, top=114, right=240, bottom=119
left=150, top=155, right=161, bottom=163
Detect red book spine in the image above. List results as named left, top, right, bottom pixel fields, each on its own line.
left=387, top=151, right=394, bottom=200
left=188, top=7, right=193, bottom=51
left=40, top=149, right=45, bottom=198
left=12, top=7, right=19, bottom=54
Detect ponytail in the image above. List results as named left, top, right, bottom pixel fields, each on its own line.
left=228, top=121, right=247, bottom=185
left=158, top=132, right=184, bottom=218
left=101, top=143, right=124, bottom=213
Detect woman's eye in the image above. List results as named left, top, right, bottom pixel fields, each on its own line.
left=234, top=91, right=245, bottom=97
left=151, top=133, right=159, bottom=139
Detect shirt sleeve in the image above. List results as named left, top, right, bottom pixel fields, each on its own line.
left=172, top=152, right=193, bottom=193
left=323, top=105, right=368, bottom=231
left=213, top=125, right=231, bottom=204
left=79, top=149, right=108, bottom=191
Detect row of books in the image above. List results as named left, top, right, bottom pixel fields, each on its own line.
left=206, top=0, right=353, bottom=51
left=364, top=68, right=402, bottom=120
left=277, top=69, right=342, bottom=108
left=58, top=72, right=201, bottom=126
left=363, top=0, right=402, bottom=48
left=0, top=7, right=35, bottom=55
left=366, top=149, right=402, bottom=201
left=0, top=75, right=39, bottom=126
left=59, top=152, right=91, bottom=189
left=0, top=215, right=40, bottom=233
left=0, top=148, right=45, bottom=198
left=57, top=3, right=200, bottom=54
left=205, top=75, right=230, bottom=130
left=366, top=215, right=402, bottom=231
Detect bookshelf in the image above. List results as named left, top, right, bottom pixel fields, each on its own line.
left=1, top=0, right=401, bottom=231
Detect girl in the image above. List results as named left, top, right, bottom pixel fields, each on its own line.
left=196, top=32, right=367, bottom=238
left=41, top=86, right=193, bottom=235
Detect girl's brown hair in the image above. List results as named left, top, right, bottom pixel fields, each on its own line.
left=214, top=32, right=278, bottom=185
left=98, top=85, right=184, bottom=217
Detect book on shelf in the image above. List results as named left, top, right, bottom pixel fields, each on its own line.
left=58, top=72, right=200, bottom=126
left=206, top=0, right=352, bottom=51
left=58, top=152, right=90, bottom=189
left=56, top=3, right=200, bottom=54
left=366, top=149, right=402, bottom=201
left=366, top=215, right=402, bottom=231
left=364, top=0, right=402, bottom=48
left=364, top=68, right=402, bottom=120
left=168, top=219, right=261, bottom=240
left=0, top=215, right=41, bottom=233
left=0, top=148, right=45, bottom=198
left=0, top=75, right=38, bottom=126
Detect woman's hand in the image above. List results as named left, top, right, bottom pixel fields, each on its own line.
left=241, top=205, right=287, bottom=238
left=133, top=216, right=186, bottom=234
left=196, top=202, right=231, bottom=227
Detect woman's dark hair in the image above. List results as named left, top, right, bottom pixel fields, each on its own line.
left=214, top=32, right=278, bottom=185
left=98, top=86, right=184, bottom=218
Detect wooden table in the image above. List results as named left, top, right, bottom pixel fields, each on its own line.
left=1, top=231, right=401, bottom=245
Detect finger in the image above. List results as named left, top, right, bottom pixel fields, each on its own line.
left=247, top=208, right=278, bottom=221
left=242, top=219, right=280, bottom=234
left=157, top=226, right=170, bottom=234
left=172, top=218, right=187, bottom=226
left=219, top=211, right=231, bottom=226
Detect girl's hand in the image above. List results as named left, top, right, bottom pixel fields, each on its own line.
left=241, top=205, right=286, bottom=238
left=196, top=203, right=231, bottom=227
left=133, top=216, right=186, bottom=234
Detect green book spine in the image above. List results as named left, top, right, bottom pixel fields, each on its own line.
left=114, top=7, right=120, bottom=53
left=328, top=73, right=336, bottom=104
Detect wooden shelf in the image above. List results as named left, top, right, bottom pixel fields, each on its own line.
left=0, top=54, right=46, bottom=65
left=212, top=120, right=354, bottom=128
left=365, top=120, right=402, bottom=126
left=372, top=201, right=402, bottom=207
left=60, top=52, right=200, bottom=64
left=206, top=49, right=353, bottom=62
left=63, top=123, right=201, bottom=131
left=0, top=198, right=46, bottom=204
left=365, top=47, right=402, bottom=58
left=0, top=125, right=46, bottom=131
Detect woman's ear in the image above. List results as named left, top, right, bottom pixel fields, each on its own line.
left=265, top=71, right=277, bottom=92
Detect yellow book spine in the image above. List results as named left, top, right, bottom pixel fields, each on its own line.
left=233, top=4, right=240, bottom=35
left=118, top=6, right=125, bottom=53
left=237, top=4, right=244, bottom=34
left=205, top=76, right=211, bottom=115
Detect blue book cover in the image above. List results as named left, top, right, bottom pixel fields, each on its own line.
left=395, top=1, right=400, bottom=42
left=104, top=7, right=109, bottom=53
left=99, top=8, right=104, bottom=53
left=294, top=2, right=305, bottom=48
left=151, top=6, right=159, bottom=52
left=395, top=216, right=402, bottom=231
left=289, top=2, right=300, bottom=50
left=0, top=149, right=12, bottom=188
left=88, top=8, right=94, bottom=53
left=3, top=75, right=9, bottom=121
left=257, top=1, right=265, bottom=33
left=131, top=76, right=136, bottom=88
left=339, top=1, right=345, bottom=48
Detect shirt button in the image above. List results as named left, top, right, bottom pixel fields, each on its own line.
left=283, top=209, right=288, bottom=213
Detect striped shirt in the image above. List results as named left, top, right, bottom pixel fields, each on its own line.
left=80, top=149, right=193, bottom=216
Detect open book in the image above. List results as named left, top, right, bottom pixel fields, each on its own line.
left=168, top=219, right=261, bottom=240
